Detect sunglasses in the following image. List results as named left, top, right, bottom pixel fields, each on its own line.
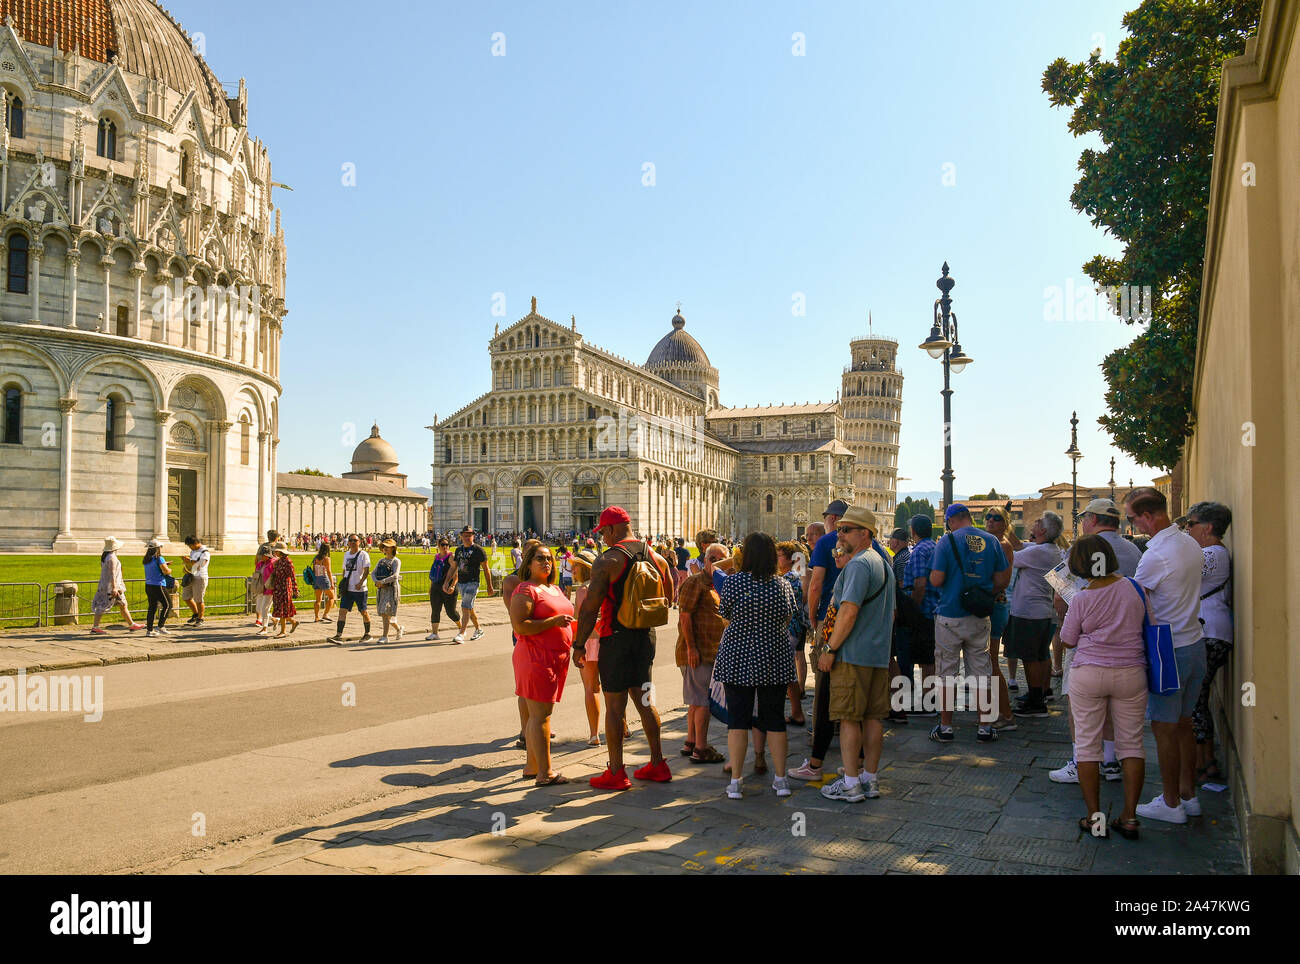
left=838, top=525, right=865, bottom=533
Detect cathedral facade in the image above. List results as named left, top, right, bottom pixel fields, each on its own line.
left=430, top=300, right=893, bottom=541
left=0, top=1, right=286, bottom=552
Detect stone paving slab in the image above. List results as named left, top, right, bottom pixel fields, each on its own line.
left=128, top=676, right=1244, bottom=875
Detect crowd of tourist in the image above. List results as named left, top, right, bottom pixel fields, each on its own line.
left=86, top=485, right=1234, bottom=839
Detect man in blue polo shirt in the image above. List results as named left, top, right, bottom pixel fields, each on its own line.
left=928, top=503, right=1011, bottom=743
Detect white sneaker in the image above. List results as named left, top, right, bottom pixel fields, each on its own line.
left=1101, top=761, right=1122, bottom=782
left=772, top=776, right=791, bottom=797
left=820, top=777, right=866, bottom=802
left=377, top=636, right=389, bottom=644
left=425, top=631, right=439, bottom=641
left=1136, top=793, right=1188, bottom=824
left=1181, top=795, right=1202, bottom=817
left=470, top=629, right=484, bottom=641
left=145, top=629, right=157, bottom=637
left=1049, top=761, right=1079, bottom=783
left=725, top=779, right=743, bottom=800
left=396, top=625, right=405, bottom=640
left=156, top=626, right=170, bottom=635
left=861, top=778, right=881, bottom=798
left=453, top=633, right=465, bottom=644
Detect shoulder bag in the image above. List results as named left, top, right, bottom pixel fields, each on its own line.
left=1125, top=577, right=1180, bottom=695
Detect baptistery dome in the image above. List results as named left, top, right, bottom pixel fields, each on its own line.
left=0, top=0, right=287, bottom=552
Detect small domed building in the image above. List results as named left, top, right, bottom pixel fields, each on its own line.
left=276, top=425, right=427, bottom=538
left=0, top=0, right=286, bottom=551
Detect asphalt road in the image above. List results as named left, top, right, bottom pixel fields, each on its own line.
left=0, top=622, right=685, bottom=874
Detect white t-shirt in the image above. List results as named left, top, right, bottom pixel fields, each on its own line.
left=1097, top=529, right=1143, bottom=578
left=342, top=550, right=371, bottom=592
left=188, top=547, right=210, bottom=578
left=1134, top=525, right=1205, bottom=648
left=1198, top=544, right=1233, bottom=643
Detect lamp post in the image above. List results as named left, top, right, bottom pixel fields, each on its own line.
left=917, top=262, right=973, bottom=509
left=1109, top=456, right=1116, bottom=504
left=1065, top=412, right=1082, bottom=537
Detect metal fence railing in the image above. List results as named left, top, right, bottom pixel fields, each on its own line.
left=0, top=582, right=42, bottom=629
left=0, top=577, right=254, bottom=630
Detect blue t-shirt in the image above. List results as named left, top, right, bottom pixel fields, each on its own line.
left=905, top=539, right=942, bottom=617
left=144, top=556, right=167, bottom=586
left=930, top=527, right=1008, bottom=618
left=829, top=546, right=896, bottom=667
left=712, top=568, right=727, bottom=595
left=810, top=530, right=842, bottom=620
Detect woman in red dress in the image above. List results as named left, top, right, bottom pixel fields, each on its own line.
left=510, top=542, right=575, bottom=785
left=270, top=544, right=301, bottom=637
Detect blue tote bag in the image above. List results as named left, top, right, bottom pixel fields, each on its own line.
left=1126, top=578, right=1179, bottom=695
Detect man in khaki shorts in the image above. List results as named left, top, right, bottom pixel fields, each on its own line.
left=815, top=506, right=896, bottom=802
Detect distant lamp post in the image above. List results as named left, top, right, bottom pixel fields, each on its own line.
left=1109, top=456, right=1116, bottom=504
left=917, top=262, right=974, bottom=508
left=1065, top=412, right=1082, bottom=537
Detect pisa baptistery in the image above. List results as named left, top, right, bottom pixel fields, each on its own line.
left=0, top=1, right=287, bottom=552
left=840, top=332, right=903, bottom=517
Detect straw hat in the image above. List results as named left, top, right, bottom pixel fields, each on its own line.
left=102, top=536, right=123, bottom=552
left=146, top=538, right=164, bottom=549
left=271, top=542, right=289, bottom=555
left=380, top=538, right=397, bottom=549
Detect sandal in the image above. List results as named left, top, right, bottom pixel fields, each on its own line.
left=587, top=736, right=601, bottom=747
left=1198, top=762, right=1223, bottom=783
left=680, top=741, right=696, bottom=757
left=1110, top=817, right=1141, bottom=840
left=786, top=715, right=807, bottom=726
left=521, top=772, right=538, bottom=781
left=1079, top=816, right=1108, bottom=837
left=534, top=773, right=569, bottom=786
left=691, top=745, right=726, bottom=764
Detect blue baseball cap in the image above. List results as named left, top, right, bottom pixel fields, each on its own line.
left=944, top=503, right=970, bottom=522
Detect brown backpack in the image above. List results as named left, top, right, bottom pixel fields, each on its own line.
left=613, top=542, right=670, bottom=629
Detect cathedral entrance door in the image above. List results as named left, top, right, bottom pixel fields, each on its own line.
left=522, top=495, right=543, bottom=534
left=473, top=506, right=490, bottom=533
left=167, top=469, right=197, bottom=542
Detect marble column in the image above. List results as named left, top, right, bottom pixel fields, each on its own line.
left=154, top=409, right=171, bottom=538
left=66, top=249, right=80, bottom=328
left=209, top=419, right=231, bottom=549
left=55, top=396, right=77, bottom=543
left=31, top=245, right=43, bottom=324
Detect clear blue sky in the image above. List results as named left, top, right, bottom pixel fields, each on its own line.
left=178, top=0, right=1161, bottom=498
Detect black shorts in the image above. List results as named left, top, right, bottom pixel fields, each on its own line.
left=911, top=615, right=936, bottom=665
left=1004, top=615, right=1054, bottom=662
left=597, top=627, right=655, bottom=694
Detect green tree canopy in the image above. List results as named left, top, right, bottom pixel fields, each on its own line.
left=894, top=497, right=937, bottom=529
left=289, top=468, right=331, bottom=477
left=1042, top=0, right=1258, bottom=471
left=967, top=488, right=1007, bottom=501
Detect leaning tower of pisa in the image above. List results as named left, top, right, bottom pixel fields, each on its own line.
left=840, top=329, right=903, bottom=518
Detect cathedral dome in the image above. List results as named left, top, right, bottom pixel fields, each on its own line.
left=645, top=311, right=712, bottom=368
left=6, top=0, right=231, bottom=121
left=351, top=424, right=399, bottom=471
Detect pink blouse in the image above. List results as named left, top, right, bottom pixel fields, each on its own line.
left=1060, top=577, right=1147, bottom=669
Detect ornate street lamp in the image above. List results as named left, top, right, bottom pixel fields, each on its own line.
left=1066, top=411, right=1082, bottom=537
left=1109, top=456, right=1116, bottom=504
left=917, top=262, right=973, bottom=508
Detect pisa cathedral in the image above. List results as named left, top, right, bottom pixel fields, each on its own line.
left=431, top=300, right=904, bottom=540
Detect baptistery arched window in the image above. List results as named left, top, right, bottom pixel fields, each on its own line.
left=97, top=118, right=117, bottom=160
left=5, top=94, right=23, bottom=139
left=2, top=384, right=21, bottom=445
left=105, top=394, right=125, bottom=451
left=765, top=495, right=773, bottom=513
left=7, top=233, right=28, bottom=293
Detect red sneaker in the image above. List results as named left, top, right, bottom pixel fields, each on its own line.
left=633, top=759, right=672, bottom=783
left=589, top=767, right=632, bottom=791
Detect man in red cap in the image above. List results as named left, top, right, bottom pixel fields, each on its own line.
left=573, top=506, right=676, bottom=789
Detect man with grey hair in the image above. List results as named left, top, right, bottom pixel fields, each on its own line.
left=1007, top=512, right=1065, bottom=719
left=1078, top=498, right=1142, bottom=576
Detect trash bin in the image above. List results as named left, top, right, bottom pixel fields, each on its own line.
left=51, top=581, right=80, bottom=625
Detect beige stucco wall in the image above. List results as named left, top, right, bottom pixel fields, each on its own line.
left=1187, top=0, right=1298, bottom=873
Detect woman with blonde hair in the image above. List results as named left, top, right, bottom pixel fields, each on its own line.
left=570, top=549, right=608, bottom=746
